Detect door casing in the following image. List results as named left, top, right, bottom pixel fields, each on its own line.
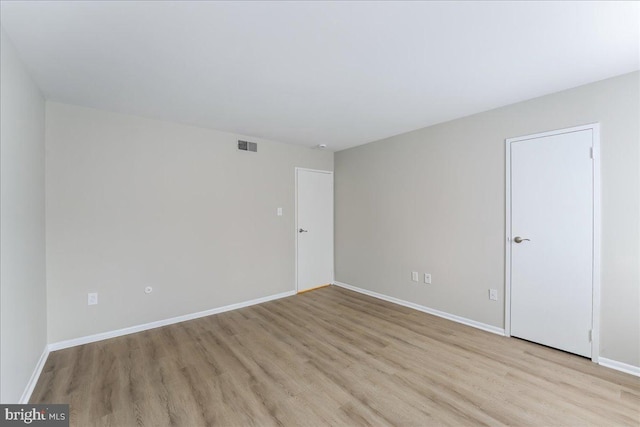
left=504, top=123, right=601, bottom=363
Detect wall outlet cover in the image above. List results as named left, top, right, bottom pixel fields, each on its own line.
left=88, top=292, right=98, bottom=305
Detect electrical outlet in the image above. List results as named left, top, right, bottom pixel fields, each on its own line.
left=411, top=271, right=419, bottom=282
left=489, top=289, right=498, bottom=301
left=424, top=273, right=432, bottom=284
left=88, top=292, right=98, bottom=305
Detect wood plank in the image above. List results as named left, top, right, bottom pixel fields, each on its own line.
left=31, top=286, right=640, bottom=426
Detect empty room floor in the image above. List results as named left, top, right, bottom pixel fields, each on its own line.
left=31, top=286, right=639, bottom=426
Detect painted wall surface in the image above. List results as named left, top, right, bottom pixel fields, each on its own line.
left=0, top=28, right=47, bottom=403
left=46, top=102, right=333, bottom=343
left=335, top=72, right=640, bottom=367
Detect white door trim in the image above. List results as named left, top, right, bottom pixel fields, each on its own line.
left=504, top=123, right=601, bottom=363
left=294, top=167, right=334, bottom=292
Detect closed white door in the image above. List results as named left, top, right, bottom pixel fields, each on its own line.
left=508, top=126, right=597, bottom=358
left=296, top=168, right=333, bottom=292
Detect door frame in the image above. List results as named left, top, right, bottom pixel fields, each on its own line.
left=294, top=167, right=334, bottom=293
left=504, top=123, right=601, bottom=362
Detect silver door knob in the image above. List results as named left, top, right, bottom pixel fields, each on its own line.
left=299, top=228, right=308, bottom=233
left=513, top=236, right=530, bottom=243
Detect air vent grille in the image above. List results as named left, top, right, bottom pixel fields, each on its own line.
left=238, top=140, right=257, bottom=152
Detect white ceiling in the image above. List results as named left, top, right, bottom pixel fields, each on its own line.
left=1, top=1, right=638, bottom=151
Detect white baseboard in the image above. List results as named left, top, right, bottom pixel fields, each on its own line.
left=19, top=345, right=50, bottom=404
left=333, top=281, right=505, bottom=336
left=599, top=358, right=640, bottom=377
left=48, top=290, right=296, bottom=352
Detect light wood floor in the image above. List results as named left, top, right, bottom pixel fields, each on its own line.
left=31, top=286, right=639, bottom=426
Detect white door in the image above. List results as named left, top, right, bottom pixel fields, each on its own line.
left=507, top=125, right=598, bottom=358
left=296, top=168, right=334, bottom=292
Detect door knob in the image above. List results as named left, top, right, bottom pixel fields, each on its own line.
left=513, top=236, right=530, bottom=243
left=299, top=228, right=308, bottom=233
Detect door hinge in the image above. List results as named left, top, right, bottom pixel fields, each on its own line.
left=589, top=329, right=592, bottom=342
left=590, top=147, right=594, bottom=159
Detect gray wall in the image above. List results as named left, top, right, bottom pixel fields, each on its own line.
left=45, top=102, right=333, bottom=343
left=0, top=28, right=47, bottom=403
left=335, top=72, right=639, bottom=367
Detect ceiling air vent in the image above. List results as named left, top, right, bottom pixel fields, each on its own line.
left=238, top=140, right=257, bottom=152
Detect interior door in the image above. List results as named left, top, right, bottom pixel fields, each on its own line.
left=296, top=168, right=333, bottom=292
left=509, top=127, right=595, bottom=358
